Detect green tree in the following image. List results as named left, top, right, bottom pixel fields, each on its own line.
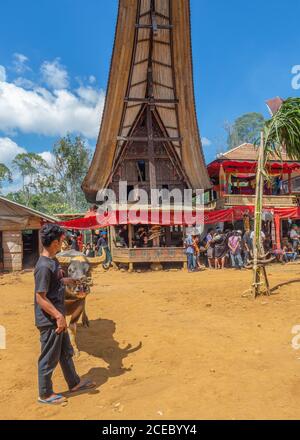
left=12, top=152, right=49, bottom=206
left=12, top=152, right=49, bottom=190
left=5, top=172, right=71, bottom=214
left=225, top=112, right=265, bottom=150
left=6, top=135, right=91, bottom=215
left=53, top=134, right=91, bottom=212
left=0, top=164, right=12, bottom=192
left=28, top=175, right=70, bottom=214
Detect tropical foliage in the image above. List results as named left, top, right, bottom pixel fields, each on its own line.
left=0, top=163, right=12, bottom=190
left=252, top=97, right=300, bottom=297
left=4, top=134, right=91, bottom=215
left=225, top=112, right=265, bottom=150
left=263, top=98, right=300, bottom=160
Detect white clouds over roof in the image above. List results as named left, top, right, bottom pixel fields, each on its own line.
left=0, top=54, right=105, bottom=193
left=0, top=59, right=105, bottom=138
left=38, top=151, right=55, bottom=166
left=0, top=137, right=26, bottom=164
left=40, top=58, right=69, bottom=90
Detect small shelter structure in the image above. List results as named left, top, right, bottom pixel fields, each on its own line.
left=0, top=196, right=57, bottom=271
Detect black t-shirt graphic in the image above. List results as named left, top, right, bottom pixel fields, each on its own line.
left=34, top=256, right=65, bottom=328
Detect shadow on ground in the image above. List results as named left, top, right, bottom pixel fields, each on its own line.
left=63, top=318, right=142, bottom=398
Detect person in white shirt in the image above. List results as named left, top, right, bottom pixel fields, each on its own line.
left=250, top=230, right=266, bottom=255
left=289, top=225, right=299, bottom=251
left=250, top=230, right=265, bottom=242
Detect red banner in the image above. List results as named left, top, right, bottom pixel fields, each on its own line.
left=60, top=206, right=300, bottom=230
left=208, top=160, right=300, bottom=176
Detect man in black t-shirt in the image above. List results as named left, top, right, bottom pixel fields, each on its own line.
left=35, top=224, right=95, bottom=405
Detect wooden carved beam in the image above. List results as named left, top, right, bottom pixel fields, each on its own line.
left=117, top=136, right=182, bottom=143
left=124, top=97, right=178, bottom=104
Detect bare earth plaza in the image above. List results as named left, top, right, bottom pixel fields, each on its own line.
left=1, top=0, right=300, bottom=424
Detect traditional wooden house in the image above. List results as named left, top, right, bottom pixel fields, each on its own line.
left=0, top=196, right=57, bottom=271
left=207, top=143, right=300, bottom=245
left=82, top=0, right=211, bottom=268
left=208, top=143, right=300, bottom=209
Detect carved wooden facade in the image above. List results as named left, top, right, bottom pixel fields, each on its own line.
left=82, top=0, right=211, bottom=203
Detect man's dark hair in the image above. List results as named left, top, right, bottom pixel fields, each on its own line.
left=40, top=224, right=65, bottom=247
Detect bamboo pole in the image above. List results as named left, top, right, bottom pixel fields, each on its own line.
left=252, top=132, right=265, bottom=297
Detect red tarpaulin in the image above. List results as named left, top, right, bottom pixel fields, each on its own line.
left=59, top=210, right=204, bottom=229
left=58, top=206, right=300, bottom=230
left=208, top=160, right=300, bottom=176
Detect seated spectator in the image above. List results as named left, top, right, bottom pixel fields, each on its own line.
left=115, top=229, right=127, bottom=248
left=289, top=225, right=299, bottom=252
left=142, top=236, right=149, bottom=247
left=264, top=234, right=272, bottom=253
left=283, top=243, right=298, bottom=262
left=85, top=243, right=95, bottom=258
left=119, top=225, right=129, bottom=247
left=272, top=247, right=284, bottom=263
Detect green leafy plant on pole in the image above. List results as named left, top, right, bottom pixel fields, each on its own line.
left=252, top=97, right=300, bottom=297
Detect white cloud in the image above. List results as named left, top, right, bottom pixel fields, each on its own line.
left=0, top=56, right=105, bottom=139
left=202, top=137, right=212, bottom=147
left=76, top=86, right=100, bottom=105
left=13, top=77, right=35, bottom=89
left=0, top=137, right=26, bottom=165
left=0, top=81, right=105, bottom=138
left=40, top=58, right=69, bottom=90
left=13, top=53, right=31, bottom=74
left=14, top=53, right=28, bottom=64
left=0, top=66, right=6, bottom=82
left=39, top=151, right=55, bottom=167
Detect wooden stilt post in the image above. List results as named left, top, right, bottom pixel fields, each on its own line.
left=252, top=132, right=265, bottom=298
left=128, top=224, right=133, bottom=248
left=274, top=214, right=281, bottom=251
left=288, top=172, right=292, bottom=195
left=262, top=266, right=271, bottom=296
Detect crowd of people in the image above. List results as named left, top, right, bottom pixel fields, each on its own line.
left=273, top=224, right=300, bottom=263
left=64, top=230, right=113, bottom=268
left=63, top=223, right=300, bottom=273
left=184, top=224, right=300, bottom=273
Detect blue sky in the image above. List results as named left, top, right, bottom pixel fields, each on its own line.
left=0, top=0, right=300, bottom=192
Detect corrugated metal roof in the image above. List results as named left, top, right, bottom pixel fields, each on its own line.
left=217, top=143, right=294, bottom=162
left=0, top=196, right=59, bottom=223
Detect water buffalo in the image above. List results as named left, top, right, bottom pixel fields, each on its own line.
left=56, top=250, right=105, bottom=356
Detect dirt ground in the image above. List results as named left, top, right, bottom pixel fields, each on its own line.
left=1, top=263, right=300, bottom=420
